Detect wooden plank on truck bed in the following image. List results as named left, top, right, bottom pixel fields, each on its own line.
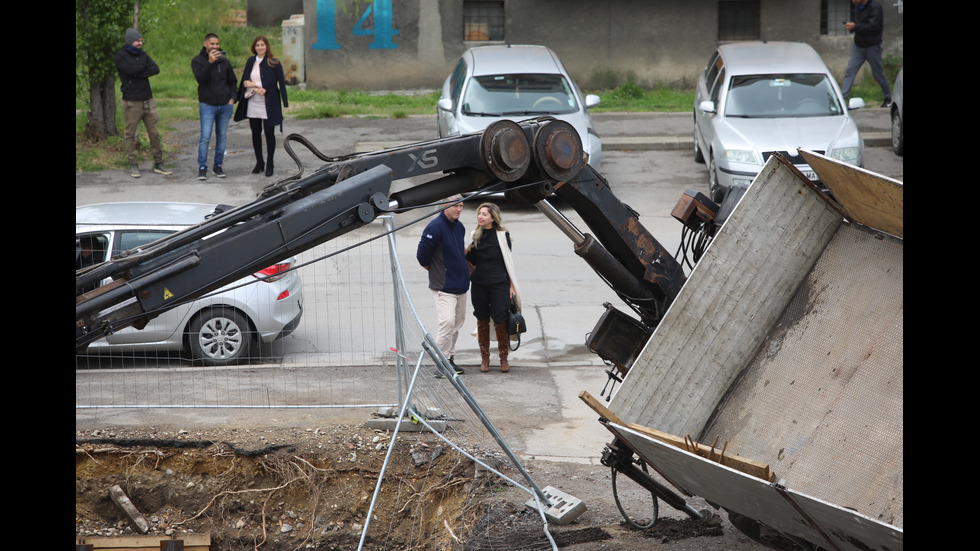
left=802, top=149, right=903, bottom=239
left=580, top=391, right=773, bottom=482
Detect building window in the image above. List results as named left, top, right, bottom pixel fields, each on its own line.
left=820, top=0, right=852, bottom=37
left=718, top=1, right=760, bottom=41
left=463, top=1, right=504, bottom=41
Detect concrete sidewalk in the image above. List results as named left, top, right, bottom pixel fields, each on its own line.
left=358, top=108, right=893, bottom=152
left=75, top=108, right=894, bottom=197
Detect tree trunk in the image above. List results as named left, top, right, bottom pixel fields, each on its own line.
left=86, top=73, right=117, bottom=141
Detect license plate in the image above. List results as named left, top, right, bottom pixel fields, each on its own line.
left=802, top=171, right=817, bottom=180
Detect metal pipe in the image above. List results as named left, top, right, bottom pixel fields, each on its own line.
left=423, top=338, right=553, bottom=507
left=534, top=198, right=586, bottom=247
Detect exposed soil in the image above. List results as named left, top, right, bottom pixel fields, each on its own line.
left=76, top=424, right=769, bottom=551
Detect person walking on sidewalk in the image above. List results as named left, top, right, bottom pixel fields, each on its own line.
left=842, top=0, right=891, bottom=107
left=191, top=33, right=238, bottom=180
left=113, top=28, right=171, bottom=178
left=234, top=36, right=288, bottom=177
left=417, top=196, right=470, bottom=376
left=465, top=203, right=519, bottom=373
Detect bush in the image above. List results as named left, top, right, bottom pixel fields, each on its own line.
left=611, top=81, right=645, bottom=102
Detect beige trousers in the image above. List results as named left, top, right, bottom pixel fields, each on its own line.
left=432, top=290, right=467, bottom=358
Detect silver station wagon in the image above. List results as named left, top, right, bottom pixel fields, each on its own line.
left=693, top=41, right=866, bottom=202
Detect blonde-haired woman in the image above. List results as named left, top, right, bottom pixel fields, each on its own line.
left=465, top=203, right=520, bottom=372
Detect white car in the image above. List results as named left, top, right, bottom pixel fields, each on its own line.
left=693, top=41, right=866, bottom=202
left=437, top=44, right=602, bottom=170
left=76, top=202, right=304, bottom=366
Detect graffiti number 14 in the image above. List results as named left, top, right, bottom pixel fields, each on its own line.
left=314, top=0, right=400, bottom=50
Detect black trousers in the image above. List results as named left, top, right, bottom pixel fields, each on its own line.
left=471, top=280, right=510, bottom=324
left=249, top=118, right=276, bottom=162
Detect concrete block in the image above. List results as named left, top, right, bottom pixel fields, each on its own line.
left=525, top=485, right=587, bottom=525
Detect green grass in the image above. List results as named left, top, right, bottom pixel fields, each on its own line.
left=75, top=0, right=698, bottom=171
left=76, top=0, right=898, bottom=171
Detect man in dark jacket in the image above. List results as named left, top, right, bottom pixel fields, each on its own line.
left=842, top=0, right=891, bottom=107
left=191, top=33, right=238, bottom=180
left=417, top=196, right=470, bottom=375
left=114, top=28, right=171, bottom=178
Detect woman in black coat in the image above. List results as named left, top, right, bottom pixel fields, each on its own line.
left=465, top=202, right=520, bottom=373
left=234, top=36, right=288, bottom=176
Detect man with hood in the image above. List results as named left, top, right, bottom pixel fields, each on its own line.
left=191, top=33, right=238, bottom=180
left=114, top=28, right=171, bottom=178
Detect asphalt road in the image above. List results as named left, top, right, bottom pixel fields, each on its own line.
left=76, top=110, right=902, bottom=550
left=75, top=108, right=903, bottom=427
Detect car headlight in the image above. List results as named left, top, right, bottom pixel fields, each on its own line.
left=721, top=149, right=758, bottom=165
left=829, top=146, right=861, bottom=163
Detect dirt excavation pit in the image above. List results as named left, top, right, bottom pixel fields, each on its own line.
left=76, top=425, right=501, bottom=550
left=76, top=425, right=764, bottom=551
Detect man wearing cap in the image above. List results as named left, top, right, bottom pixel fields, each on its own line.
left=191, top=33, right=238, bottom=180
left=417, top=196, right=470, bottom=375
left=114, top=28, right=171, bottom=178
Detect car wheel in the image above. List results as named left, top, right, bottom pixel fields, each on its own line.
left=708, top=155, right=725, bottom=203
left=891, top=107, right=903, bottom=156
left=693, top=121, right=705, bottom=164
left=188, top=308, right=252, bottom=366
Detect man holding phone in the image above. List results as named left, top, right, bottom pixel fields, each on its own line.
left=841, top=0, right=891, bottom=107
left=191, top=33, right=238, bottom=180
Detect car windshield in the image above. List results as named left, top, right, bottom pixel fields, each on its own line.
left=725, top=73, right=843, bottom=118
left=462, top=73, right=578, bottom=116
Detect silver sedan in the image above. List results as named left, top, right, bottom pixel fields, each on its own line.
left=694, top=41, right=866, bottom=202
left=437, top=44, right=602, bottom=170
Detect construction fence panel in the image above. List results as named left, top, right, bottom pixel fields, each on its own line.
left=75, top=216, right=403, bottom=410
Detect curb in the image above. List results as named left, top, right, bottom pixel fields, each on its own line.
left=356, top=132, right=892, bottom=154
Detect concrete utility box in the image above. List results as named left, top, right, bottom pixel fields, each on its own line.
left=282, top=14, right=305, bottom=85
left=596, top=152, right=903, bottom=551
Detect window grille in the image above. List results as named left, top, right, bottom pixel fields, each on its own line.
left=821, top=0, right=852, bottom=37
left=718, top=0, right=760, bottom=41
left=463, top=1, right=505, bottom=41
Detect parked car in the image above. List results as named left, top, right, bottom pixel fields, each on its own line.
left=437, top=44, right=602, bottom=171
left=890, top=68, right=903, bottom=156
left=693, top=41, right=865, bottom=202
left=76, top=202, right=304, bottom=366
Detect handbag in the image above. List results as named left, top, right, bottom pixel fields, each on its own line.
left=507, top=300, right=527, bottom=351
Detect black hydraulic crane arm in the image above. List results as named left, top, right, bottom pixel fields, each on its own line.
left=75, top=117, right=686, bottom=352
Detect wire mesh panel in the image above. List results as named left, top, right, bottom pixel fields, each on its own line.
left=76, top=217, right=402, bottom=409
left=356, top=215, right=556, bottom=551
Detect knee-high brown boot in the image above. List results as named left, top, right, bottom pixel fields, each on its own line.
left=478, top=319, right=491, bottom=372
left=494, top=321, right=510, bottom=372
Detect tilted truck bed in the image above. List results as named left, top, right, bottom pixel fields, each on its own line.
left=598, top=151, right=903, bottom=550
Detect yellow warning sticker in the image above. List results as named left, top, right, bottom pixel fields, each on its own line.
left=163, top=288, right=174, bottom=300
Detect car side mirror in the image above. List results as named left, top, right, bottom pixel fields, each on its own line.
left=585, top=94, right=601, bottom=109
left=698, top=100, right=716, bottom=114
left=847, top=97, right=866, bottom=110
left=437, top=98, right=453, bottom=111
